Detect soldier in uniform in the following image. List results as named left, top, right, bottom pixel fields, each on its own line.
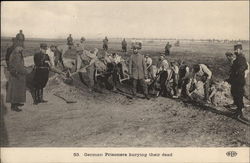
left=6, top=46, right=28, bottom=112
left=67, top=34, right=73, bottom=49
left=129, top=44, right=150, bottom=99
left=16, top=30, right=25, bottom=47
left=33, top=43, right=51, bottom=104
left=122, top=38, right=127, bottom=52
left=103, top=36, right=109, bottom=51
left=226, top=43, right=248, bottom=120
left=165, top=42, right=172, bottom=56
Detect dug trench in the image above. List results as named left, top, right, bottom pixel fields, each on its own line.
left=1, top=61, right=250, bottom=147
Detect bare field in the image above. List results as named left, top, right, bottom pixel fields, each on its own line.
left=1, top=38, right=249, bottom=147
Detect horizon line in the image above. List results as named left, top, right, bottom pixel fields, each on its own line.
left=1, top=36, right=249, bottom=41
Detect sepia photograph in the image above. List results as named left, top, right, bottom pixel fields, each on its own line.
left=0, top=0, right=249, bottom=154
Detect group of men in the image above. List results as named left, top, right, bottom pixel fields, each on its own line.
left=4, top=33, right=249, bottom=121
left=5, top=31, right=66, bottom=111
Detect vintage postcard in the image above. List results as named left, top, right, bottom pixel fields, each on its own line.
left=0, top=1, right=249, bottom=163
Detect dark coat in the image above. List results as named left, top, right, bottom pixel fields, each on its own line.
left=228, top=53, right=248, bottom=86
left=122, top=40, right=127, bottom=47
left=33, top=52, right=50, bottom=89
left=67, top=36, right=73, bottom=45
left=16, top=33, right=25, bottom=41
left=6, top=49, right=27, bottom=103
left=129, top=53, right=147, bottom=79
left=5, top=45, right=15, bottom=68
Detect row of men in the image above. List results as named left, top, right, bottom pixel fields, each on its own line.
left=74, top=42, right=249, bottom=121
left=5, top=37, right=249, bottom=121
left=67, top=34, right=172, bottom=55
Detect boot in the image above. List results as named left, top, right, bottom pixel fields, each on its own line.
left=33, top=89, right=39, bottom=105
left=145, top=94, right=150, bottom=100
left=39, top=89, right=48, bottom=103
left=11, top=104, right=22, bottom=112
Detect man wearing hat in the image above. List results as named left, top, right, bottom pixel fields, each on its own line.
left=226, top=43, right=248, bottom=120
left=32, top=43, right=51, bottom=104
left=129, top=45, right=150, bottom=99
left=16, top=30, right=25, bottom=47
left=165, top=42, right=172, bottom=56
left=80, top=37, right=86, bottom=50
left=121, top=38, right=127, bottom=52
left=157, top=55, right=170, bottom=97
left=103, top=36, right=109, bottom=51
left=6, top=46, right=28, bottom=112
left=67, top=34, right=73, bottom=49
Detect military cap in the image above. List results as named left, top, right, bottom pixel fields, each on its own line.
left=132, top=44, right=141, bottom=50
left=40, top=43, right=48, bottom=50
left=234, top=42, right=242, bottom=50
left=225, top=51, right=234, bottom=57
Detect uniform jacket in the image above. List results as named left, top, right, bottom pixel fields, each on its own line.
left=16, top=33, right=25, bottom=41
left=6, top=49, right=27, bottom=103
left=67, top=36, right=73, bottom=45
left=33, top=51, right=50, bottom=89
left=129, top=53, right=147, bottom=79
left=5, top=45, right=15, bottom=68
left=34, top=51, right=50, bottom=68
left=228, top=53, right=248, bottom=86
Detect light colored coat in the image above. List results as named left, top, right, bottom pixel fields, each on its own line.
left=6, top=48, right=27, bottom=103
left=129, top=53, right=147, bottom=79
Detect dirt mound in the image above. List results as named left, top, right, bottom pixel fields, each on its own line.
left=190, top=81, right=248, bottom=106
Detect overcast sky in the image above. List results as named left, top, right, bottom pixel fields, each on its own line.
left=1, top=1, right=249, bottom=40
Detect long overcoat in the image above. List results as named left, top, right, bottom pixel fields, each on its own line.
left=129, top=53, right=147, bottom=80
left=6, top=49, right=27, bottom=103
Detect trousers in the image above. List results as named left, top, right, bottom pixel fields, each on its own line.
left=131, top=78, right=148, bottom=95
left=231, top=83, right=244, bottom=114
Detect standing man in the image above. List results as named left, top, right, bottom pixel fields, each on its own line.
left=80, top=37, right=86, bottom=50
left=103, top=36, right=109, bottom=51
left=67, top=34, right=73, bottom=49
left=157, top=55, right=170, bottom=97
left=46, top=45, right=56, bottom=67
left=145, top=54, right=153, bottom=79
left=226, top=43, right=248, bottom=120
left=6, top=46, right=27, bottom=112
left=165, top=42, right=172, bottom=56
left=193, top=63, right=212, bottom=103
left=129, top=45, right=150, bottom=99
left=33, top=43, right=51, bottom=104
left=53, top=46, right=65, bottom=69
left=16, top=30, right=25, bottom=47
left=121, top=38, right=127, bottom=52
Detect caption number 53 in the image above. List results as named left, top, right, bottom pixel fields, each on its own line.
left=73, top=153, right=80, bottom=157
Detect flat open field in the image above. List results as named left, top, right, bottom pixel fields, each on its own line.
left=1, top=38, right=249, bottom=147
